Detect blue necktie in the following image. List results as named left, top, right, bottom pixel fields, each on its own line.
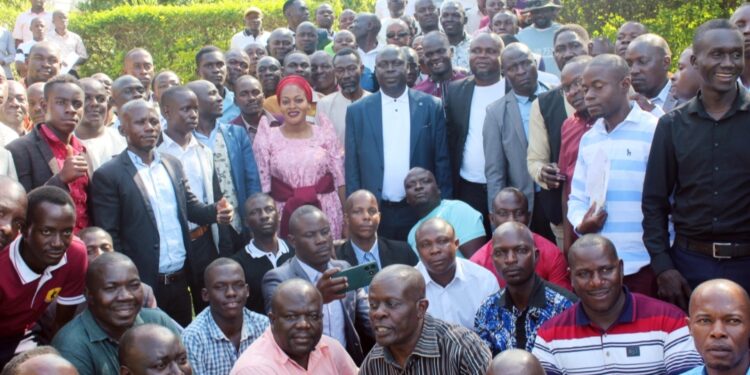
left=362, top=252, right=376, bottom=293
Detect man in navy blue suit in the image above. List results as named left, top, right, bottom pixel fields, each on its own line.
left=345, top=45, right=451, bottom=241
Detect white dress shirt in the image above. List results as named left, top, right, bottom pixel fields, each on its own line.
left=416, top=257, right=499, bottom=329
left=158, top=133, right=210, bottom=231
left=317, top=90, right=371, bottom=144
left=127, top=151, right=186, bottom=273
left=461, top=80, right=506, bottom=183
left=380, top=88, right=411, bottom=202
left=650, top=80, right=672, bottom=111
left=358, top=44, right=383, bottom=72
left=298, top=260, right=347, bottom=347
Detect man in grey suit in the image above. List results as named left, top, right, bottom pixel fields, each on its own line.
left=261, top=205, right=373, bottom=365
left=624, top=33, right=676, bottom=114
left=345, top=45, right=452, bottom=241
left=484, top=43, right=553, bottom=235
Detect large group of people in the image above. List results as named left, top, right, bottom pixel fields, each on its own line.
left=1, top=0, right=750, bottom=374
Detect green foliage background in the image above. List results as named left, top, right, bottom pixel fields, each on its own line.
left=0, top=0, right=742, bottom=79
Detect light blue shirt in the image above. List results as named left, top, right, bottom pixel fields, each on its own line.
left=182, top=307, right=269, bottom=375
left=681, top=365, right=750, bottom=375
left=194, top=125, right=220, bottom=151
left=219, top=89, right=240, bottom=124
left=408, top=200, right=485, bottom=258
left=517, top=23, right=562, bottom=76
left=351, top=239, right=382, bottom=270
left=127, top=151, right=186, bottom=273
left=513, top=84, right=548, bottom=140
left=298, top=260, right=347, bottom=347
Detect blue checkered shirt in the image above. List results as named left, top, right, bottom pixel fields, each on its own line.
left=182, top=307, right=270, bottom=375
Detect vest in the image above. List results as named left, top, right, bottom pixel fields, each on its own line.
left=535, top=87, right=566, bottom=224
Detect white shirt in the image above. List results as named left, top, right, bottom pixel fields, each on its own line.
left=461, top=80, right=506, bottom=183
left=0, top=122, right=19, bottom=147
left=15, top=39, right=38, bottom=63
left=244, top=239, right=290, bottom=267
left=75, top=126, right=126, bottom=171
left=375, top=0, right=416, bottom=19
left=12, top=10, right=52, bottom=43
left=298, top=260, right=347, bottom=347
left=46, top=29, right=87, bottom=73
left=127, top=151, right=186, bottom=273
left=158, top=133, right=210, bottom=230
left=380, top=88, right=411, bottom=201
left=416, top=258, right=499, bottom=329
left=317, top=90, right=371, bottom=144
left=358, top=44, right=383, bottom=72
left=650, top=80, right=672, bottom=111
left=230, top=30, right=271, bottom=50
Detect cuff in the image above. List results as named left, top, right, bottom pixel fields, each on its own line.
left=649, top=250, right=675, bottom=275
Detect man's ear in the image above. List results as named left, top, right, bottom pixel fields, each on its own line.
left=417, top=298, right=429, bottom=318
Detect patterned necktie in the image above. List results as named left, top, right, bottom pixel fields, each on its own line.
left=213, top=131, right=242, bottom=232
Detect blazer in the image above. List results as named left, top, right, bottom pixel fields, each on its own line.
left=6, top=124, right=93, bottom=192
left=335, top=237, right=418, bottom=268
left=344, top=89, right=452, bottom=200
left=483, top=92, right=535, bottom=211
left=216, top=122, right=262, bottom=221
left=261, top=257, right=373, bottom=364
left=444, top=76, right=477, bottom=191
left=90, top=150, right=217, bottom=286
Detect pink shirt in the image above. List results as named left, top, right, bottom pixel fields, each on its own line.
left=230, top=328, right=358, bottom=375
left=469, top=233, right=572, bottom=290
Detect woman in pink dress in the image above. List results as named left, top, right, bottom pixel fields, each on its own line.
left=253, top=75, right=345, bottom=238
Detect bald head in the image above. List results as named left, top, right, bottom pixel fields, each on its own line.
left=628, top=33, right=671, bottom=57
left=492, top=221, right=534, bottom=246
left=587, top=53, right=630, bottom=82
left=111, top=74, right=145, bottom=109
left=568, top=234, right=618, bottom=266
left=160, top=85, right=197, bottom=110
left=415, top=217, right=455, bottom=243
left=85, top=252, right=137, bottom=290
left=119, top=98, right=155, bottom=123
left=344, top=189, right=378, bottom=213
left=119, top=324, right=189, bottom=375
left=3, top=347, right=78, bottom=375
left=0, top=175, right=27, bottom=207
left=561, top=55, right=593, bottom=76
left=690, top=279, right=750, bottom=315
left=487, top=349, right=544, bottom=375
left=271, top=278, right=322, bottom=313
left=287, top=205, right=326, bottom=235
left=372, top=264, right=426, bottom=301
left=615, top=21, right=648, bottom=57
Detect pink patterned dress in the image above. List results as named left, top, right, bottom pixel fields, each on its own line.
left=254, top=114, right=345, bottom=238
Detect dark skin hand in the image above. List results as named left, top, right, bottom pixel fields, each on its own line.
left=216, top=197, right=235, bottom=225
left=629, top=93, right=656, bottom=113
left=316, top=267, right=348, bottom=303
left=459, top=236, right=486, bottom=258
left=60, top=147, right=88, bottom=183
left=541, top=163, right=565, bottom=189
left=576, top=204, right=607, bottom=234
left=657, top=269, right=692, bottom=312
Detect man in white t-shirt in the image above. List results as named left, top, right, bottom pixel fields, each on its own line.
left=516, top=0, right=562, bottom=76
left=74, top=78, right=126, bottom=171
left=12, top=0, right=52, bottom=45
left=231, top=7, right=271, bottom=50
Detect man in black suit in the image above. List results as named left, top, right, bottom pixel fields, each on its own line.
left=262, top=205, right=372, bottom=364
left=336, top=190, right=418, bottom=270
left=90, top=99, right=234, bottom=326
left=444, top=33, right=506, bottom=234
left=232, top=193, right=295, bottom=314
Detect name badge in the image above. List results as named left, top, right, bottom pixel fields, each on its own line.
left=626, top=346, right=640, bottom=357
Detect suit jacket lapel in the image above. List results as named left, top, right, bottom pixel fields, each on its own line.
left=506, top=95, right=528, bottom=149
left=121, top=151, right=158, bottom=229
left=160, top=155, right=187, bottom=220
left=370, top=93, right=384, bottom=169
left=33, top=128, right=59, bottom=174
left=460, top=79, right=476, bottom=141
left=408, top=90, right=423, bottom=161
left=376, top=237, right=390, bottom=268
left=290, top=258, right=311, bottom=281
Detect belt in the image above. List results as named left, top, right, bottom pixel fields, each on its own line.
left=459, top=177, right=487, bottom=191
left=190, top=225, right=209, bottom=241
left=675, top=235, right=750, bottom=259
left=380, top=199, right=408, bottom=208
left=156, top=268, right=185, bottom=285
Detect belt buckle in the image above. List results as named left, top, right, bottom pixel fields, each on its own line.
left=712, top=242, right=733, bottom=259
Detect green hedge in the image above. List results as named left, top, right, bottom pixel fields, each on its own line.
left=68, top=0, right=369, bottom=80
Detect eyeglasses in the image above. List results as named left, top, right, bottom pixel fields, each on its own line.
left=387, top=31, right=410, bottom=39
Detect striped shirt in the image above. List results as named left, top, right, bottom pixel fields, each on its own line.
left=183, top=307, right=270, bottom=375
left=532, top=290, right=702, bottom=375
left=567, top=105, right=658, bottom=275
left=360, top=314, right=492, bottom=375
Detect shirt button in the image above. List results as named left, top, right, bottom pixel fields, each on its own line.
left=714, top=217, right=719, bottom=222
left=606, top=352, right=610, bottom=357
left=715, top=166, right=719, bottom=171
left=714, top=191, right=719, bottom=196
left=714, top=143, right=719, bottom=147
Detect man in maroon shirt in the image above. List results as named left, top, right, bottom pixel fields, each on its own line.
left=557, top=55, right=594, bottom=252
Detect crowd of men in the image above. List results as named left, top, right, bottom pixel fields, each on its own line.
left=1, top=0, right=750, bottom=374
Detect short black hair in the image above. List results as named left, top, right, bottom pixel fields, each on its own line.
left=554, top=23, right=590, bottom=45
left=333, top=47, right=362, bottom=65
left=693, top=19, right=742, bottom=52
left=160, top=85, right=194, bottom=109
left=195, top=45, right=223, bottom=69
left=78, top=226, right=111, bottom=242
left=26, top=186, right=75, bottom=226
left=151, top=70, right=178, bottom=91
left=43, top=74, right=82, bottom=101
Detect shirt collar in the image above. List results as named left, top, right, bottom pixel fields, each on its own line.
left=687, top=84, right=750, bottom=120
left=161, top=132, right=200, bottom=151
left=513, top=84, right=546, bottom=103
left=591, top=103, right=643, bottom=134
left=206, top=309, right=254, bottom=342
left=82, top=308, right=146, bottom=343
left=297, top=259, right=329, bottom=282
left=265, top=327, right=329, bottom=367
left=381, top=87, right=409, bottom=102
left=416, top=257, right=465, bottom=286
left=350, top=236, right=378, bottom=254
left=245, top=239, right=290, bottom=259
left=651, top=79, right=672, bottom=105
left=575, top=287, right=634, bottom=328
left=499, top=274, right=547, bottom=309
left=9, top=236, right=68, bottom=285
left=127, top=149, right=162, bottom=168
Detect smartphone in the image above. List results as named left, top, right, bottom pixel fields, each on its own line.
left=333, top=262, right=379, bottom=293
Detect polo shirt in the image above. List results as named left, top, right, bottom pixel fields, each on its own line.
left=532, top=290, right=703, bottom=375
left=52, top=308, right=180, bottom=375
left=360, top=314, right=492, bottom=375
left=0, top=236, right=87, bottom=338
left=230, top=329, right=358, bottom=375
left=183, top=307, right=270, bottom=375
left=407, top=200, right=485, bottom=257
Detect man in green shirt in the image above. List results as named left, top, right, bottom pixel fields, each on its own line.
left=52, top=252, right=180, bottom=375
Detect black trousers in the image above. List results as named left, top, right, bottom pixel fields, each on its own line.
left=531, top=191, right=555, bottom=242
left=153, top=270, right=192, bottom=327
left=187, top=231, right=219, bottom=315
left=457, top=178, right=491, bottom=237
left=378, top=200, right=417, bottom=242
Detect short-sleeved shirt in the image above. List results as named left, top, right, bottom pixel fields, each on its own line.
left=532, top=289, right=703, bottom=375
left=12, top=10, right=52, bottom=43
left=229, top=329, right=358, bottom=375
left=52, top=308, right=181, bottom=375
left=183, top=307, right=270, bottom=375
left=360, top=314, right=492, bottom=374
left=0, top=235, right=87, bottom=338
left=407, top=199, right=485, bottom=256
